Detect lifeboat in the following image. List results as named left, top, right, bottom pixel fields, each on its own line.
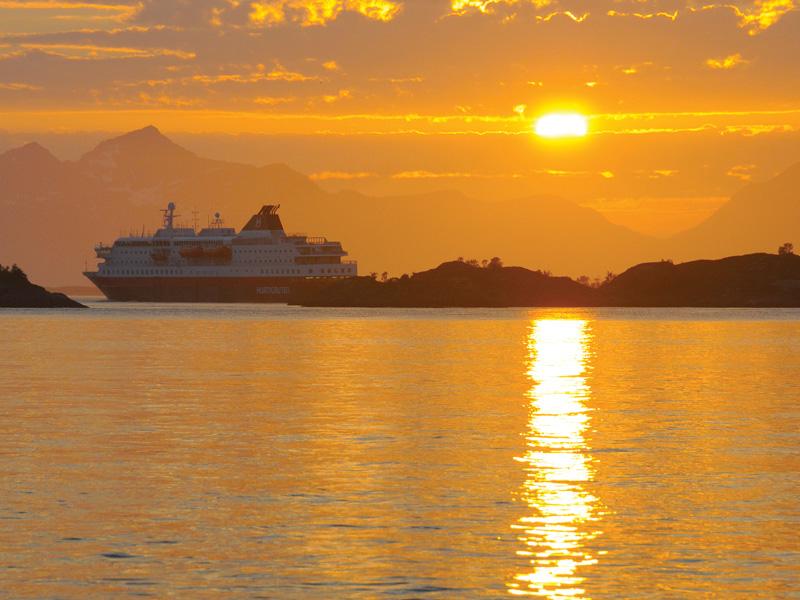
left=204, top=246, right=232, bottom=260
left=180, top=246, right=204, bottom=259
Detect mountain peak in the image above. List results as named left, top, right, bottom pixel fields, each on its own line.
left=1, top=141, right=59, bottom=166
left=78, top=125, right=198, bottom=186
left=122, top=124, right=166, bottom=142
left=80, top=125, right=194, bottom=163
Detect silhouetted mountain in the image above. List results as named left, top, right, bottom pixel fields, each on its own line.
left=0, top=142, right=68, bottom=199
left=671, top=162, right=800, bottom=259
left=78, top=125, right=200, bottom=188
left=0, top=264, right=84, bottom=308
left=599, top=253, right=800, bottom=307
left=2, top=142, right=59, bottom=168
left=1, top=126, right=797, bottom=286
left=293, top=260, right=594, bottom=307
left=0, top=126, right=662, bottom=285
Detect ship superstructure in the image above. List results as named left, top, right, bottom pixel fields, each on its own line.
left=85, top=203, right=357, bottom=302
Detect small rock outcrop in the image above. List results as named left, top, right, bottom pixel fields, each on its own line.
left=0, top=265, right=85, bottom=308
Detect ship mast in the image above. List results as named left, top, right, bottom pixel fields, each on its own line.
left=161, top=202, right=178, bottom=231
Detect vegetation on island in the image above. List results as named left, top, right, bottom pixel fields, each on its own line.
left=0, top=264, right=85, bottom=308
left=0, top=263, right=29, bottom=284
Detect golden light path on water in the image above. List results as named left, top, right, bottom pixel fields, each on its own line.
left=509, top=319, right=605, bottom=598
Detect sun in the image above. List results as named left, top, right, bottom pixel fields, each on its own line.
left=534, top=113, right=589, bottom=138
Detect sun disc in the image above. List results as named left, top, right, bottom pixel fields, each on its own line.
left=534, top=113, right=589, bottom=138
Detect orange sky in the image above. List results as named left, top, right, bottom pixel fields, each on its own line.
left=1, top=0, right=799, bottom=234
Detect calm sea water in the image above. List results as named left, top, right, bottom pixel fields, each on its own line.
left=1, top=302, right=799, bottom=598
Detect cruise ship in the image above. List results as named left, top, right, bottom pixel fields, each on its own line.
left=84, top=203, right=357, bottom=302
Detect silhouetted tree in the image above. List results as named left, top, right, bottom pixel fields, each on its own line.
left=488, top=256, right=503, bottom=269
left=369, top=272, right=378, bottom=280
left=778, top=242, right=795, bottom=256
left=481, top=259, right=489, bottom=268
left=603, top=271, right=617, bottom=284
left=466, top=259, right=480, bottom=267
left=380, top=271, right=389, bottom=282
left=576, top=275, right=591, bottom=287
left=0, top=263, right=28, bottom=283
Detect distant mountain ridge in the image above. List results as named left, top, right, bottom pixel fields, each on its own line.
left=672, top=162, right=800, bottom=260
left=0, top=125, right=797, bottom=285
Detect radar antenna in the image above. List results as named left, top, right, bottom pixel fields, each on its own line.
left=211, top=211, right=224, bottom=228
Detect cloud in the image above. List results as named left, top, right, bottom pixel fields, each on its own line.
left=606, top=1, right=796, bottom=35
left=450, top=0, right=555, bottom=16
left=448, top=1, right=795, bottom=34
left=645, top=169, right=679, bottom=178
left=615, top=61, right=657, bottom=76
left=605, top=10, right=679, bottom=22
left=254, top=94, right=296, bottom=105
left=726, top=163, right=757, bottom=180
left=705, top=52, right=749, bottom=69
left=310, top=170, right=377, bottom=179
left=135, top=91, right=201, bottom=106
left=16, top=42, right=195, bottom=60
left=189, top=62, right=321, bottom=84
left=0, top=1, right=139, bottom=31
left=368, top=75, right=423, bottom=83
left=132, top=1, right=245, bottom=28
left=0, top=81, right=42, bottom=90
left=728, top=0, right=796, bottom=34
left=322, top=88, right=352, bottom=102
left=449, top=1, right=589, bottom=24
left=0, top=1, right=134, bottom=9
left=391, top=170, right=523, bottom=179
left=249, top=0, right=402, bottom=27
left=0, top=0, right=798, bottom=137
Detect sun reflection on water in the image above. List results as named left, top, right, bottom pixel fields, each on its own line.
left=509, top=319, right=603, bottom=599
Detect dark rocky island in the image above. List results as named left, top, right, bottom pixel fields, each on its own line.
left=0, top=265, right=85, bottom=308
left=293, top=259, right=592, bottom=307
left=293, top=252, right=800, bottom=308
left=599, top=252, right=800, bottom=307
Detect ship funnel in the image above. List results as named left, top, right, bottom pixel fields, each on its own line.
left=242, top=205, right=284, bottom=232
